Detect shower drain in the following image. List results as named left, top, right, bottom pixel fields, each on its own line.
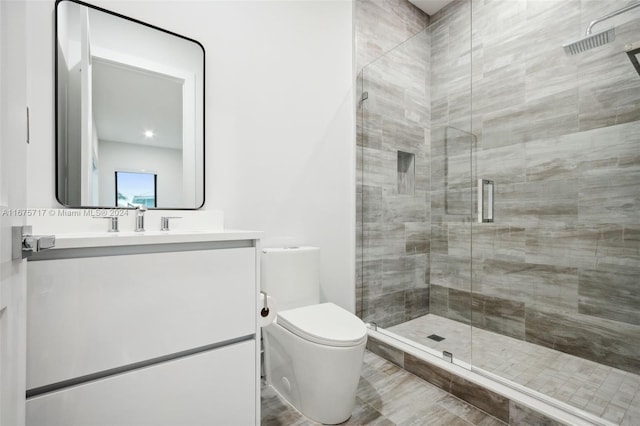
left=427, top=334, right=445, bottom=342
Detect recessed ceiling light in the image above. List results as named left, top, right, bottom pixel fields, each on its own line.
left=144, top=130, right=154, bottom=138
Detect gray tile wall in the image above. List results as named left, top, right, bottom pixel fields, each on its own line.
left=356, top=0, right=431, bottom=326
left=357, top=0, right=639, bottom=375
left=431, top=0, right=640, bottom=374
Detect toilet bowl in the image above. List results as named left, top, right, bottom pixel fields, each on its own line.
left=261, top=248, right=367, bottom=424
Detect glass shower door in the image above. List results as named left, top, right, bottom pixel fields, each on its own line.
left=358, top=13, right=474, bottom=367
left=468, top=1, right=640, bottom=423
left=357, top=29, right=434, bottom=330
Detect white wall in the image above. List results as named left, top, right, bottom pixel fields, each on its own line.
left=1, top=0, right=28, bottom=424
left=25, top=1, right=355, bottom=311
left=98, top=140, right=182, bottom=207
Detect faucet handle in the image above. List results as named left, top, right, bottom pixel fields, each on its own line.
left=160, top=216, right=181, bottom=231
left=93, top=216, right=119, bottom=232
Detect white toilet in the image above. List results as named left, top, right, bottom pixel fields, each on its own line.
left=261, top=247, right=367, bottom=425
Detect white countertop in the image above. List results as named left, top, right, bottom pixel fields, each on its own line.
left=52, top=229, right=263, bottom=249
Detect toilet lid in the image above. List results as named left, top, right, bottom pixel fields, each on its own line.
left=276, top=303, right=367, bottom=347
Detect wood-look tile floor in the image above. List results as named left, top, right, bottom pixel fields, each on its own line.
left=261, top=350, right=505, bottom=425
left=388, top=314, right=640, bottom=426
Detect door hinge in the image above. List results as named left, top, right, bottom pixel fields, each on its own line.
left=26, top=107, right=30, bottom=144
left=12, top=226, right=56, bottom=260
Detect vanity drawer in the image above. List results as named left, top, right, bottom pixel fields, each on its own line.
left=27, top=340, right=256, bottom=426
left=27, top=247, right=256, bottom=390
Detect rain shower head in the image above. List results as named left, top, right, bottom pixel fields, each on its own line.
left=563, top=27, right=615, bottom=55
left=562, top=2, right=640, bottom=56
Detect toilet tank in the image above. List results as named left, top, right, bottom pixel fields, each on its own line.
left=261, top=247, right=320, bottom=312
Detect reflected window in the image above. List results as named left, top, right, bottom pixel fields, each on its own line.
left=115, top=171, right=157, bottom=207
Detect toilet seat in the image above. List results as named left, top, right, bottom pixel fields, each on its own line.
left=276, top=302, right=367, bottom=347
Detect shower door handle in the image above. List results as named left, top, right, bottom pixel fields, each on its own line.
left=477, top=179, right=494, bottom=223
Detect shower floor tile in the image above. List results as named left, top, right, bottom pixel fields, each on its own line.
left=261, top=350, right=506, bottom=425
left=387, top=314, right=640, bottom=425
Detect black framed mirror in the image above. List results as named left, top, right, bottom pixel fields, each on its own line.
left=55, top=0, right=205, bottom=209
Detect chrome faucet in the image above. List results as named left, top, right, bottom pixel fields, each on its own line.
left=135, top=205, right=147, bottom=232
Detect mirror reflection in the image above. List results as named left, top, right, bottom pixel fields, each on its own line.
left=56, top=0, right=205, bottom=209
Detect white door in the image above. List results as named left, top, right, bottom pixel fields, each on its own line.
left=0, top=0, right=29, bottom=425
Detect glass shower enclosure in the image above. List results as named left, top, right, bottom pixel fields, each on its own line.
left=357, top=1, right=640, bottom=424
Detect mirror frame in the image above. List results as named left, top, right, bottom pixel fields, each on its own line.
left=54, top=0, right=206, bottom=210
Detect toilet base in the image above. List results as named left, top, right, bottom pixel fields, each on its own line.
left=263, top=322, right=366, bottom=425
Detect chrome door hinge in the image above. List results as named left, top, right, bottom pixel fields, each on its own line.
left=26, top=107, right=30, bottom=144
left=12, top=226, right=55, bottom=260
left=359, top=91, right=369, bottom=108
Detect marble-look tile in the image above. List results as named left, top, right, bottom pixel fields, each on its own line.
left=430, top=253, right=471, bottom=290
left=429, top=284, right=449, bottom=317
left=359, top=259, right=383, bottom=298
left=361, top=223, right=405, bottom=260
left=509, top=402, right=566, bottom=426
left=355, top=0, right=428, bottom=71
left=383, top=192, right=429, bottom=223
left=382, top=254, right=427, bottom=293
left=471, top=292, right=526, bottom=340
left=361, top=184, right=384, bottom=223
left=404, top=222, right=430, bottom=255
left=524, top=224, right=600, bottom=269
left=358, top=2, right=639, bottom=418
left=448, top=287, right=472, bottom=324
left=474, top=258, right=579, bottom=312
left=429, top=222, right=448, bottom=254
left=593, top=226, right=640, bottom=268
left=525, top=121, right=640, bottom=183
left=360, top=147, right=397, bottom=193
left=578, top=264, right=640, bottom=326
left=382, top=117, right=427, bottom=155
left=357, top=0, right=432, bottom=328
left=404, top=287, right=429, bottom=321
left=404, top=353, right=510, bottom=423
left=577, top=19, right=640, bottom=131
left=389, top=313, right=472, bottom=361
left=388, top=314, right=640, bottom=422
left=362, top=290, right=406, bottom=327
left=578, top=171, right=640, bottom=225
left=366, top=336, right=405, bottom=368
left=261, top=379, right=310, bottom=426
left=474, top=56, right=526, bottom=115
left=473, top=224, right=526, bottom=262
left=360, top=109, right=384, bottom=150
left=525, top=306, right=640, bottom=374
left=445, top=222, right=472, bottom=258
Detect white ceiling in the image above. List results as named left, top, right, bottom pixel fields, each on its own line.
left=92, top=59, right=183, bottom=150
left=408, top=0, right=455, bottom=16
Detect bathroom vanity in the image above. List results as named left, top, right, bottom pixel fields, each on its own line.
left=26, top=1, right=262, bottom=422
left=25, top=230, right=262, bottom=426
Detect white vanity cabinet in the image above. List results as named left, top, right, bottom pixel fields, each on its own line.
left=25, top=233, right=261, bottom=426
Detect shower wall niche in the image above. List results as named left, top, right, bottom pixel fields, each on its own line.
left=397, top=151, right=415, bottom=195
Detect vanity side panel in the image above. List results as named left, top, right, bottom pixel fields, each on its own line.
left=27, top=247, right=256, bottom=389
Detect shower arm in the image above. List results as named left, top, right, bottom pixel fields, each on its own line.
left=585, top=2, right=640, bottom=35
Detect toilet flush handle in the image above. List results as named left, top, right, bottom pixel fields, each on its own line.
left=260, top=291, right=270, bottom=318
